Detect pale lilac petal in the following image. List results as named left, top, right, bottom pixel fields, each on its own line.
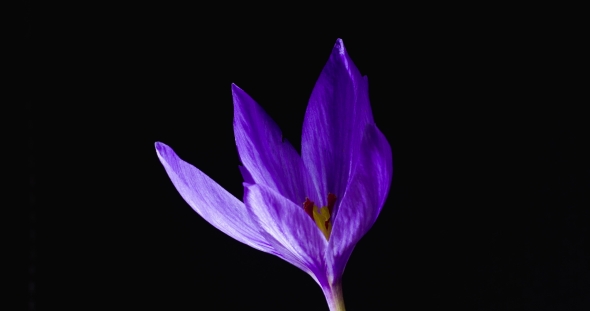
left=155, top=142, right=273, bottom=253
left=301, top=39, right=374, bottom=208
left=326, top=124, right=392, bottom=282
left=244, top=183, right=329, bottom=288
left=255, top=228, right=324, bottom=285
left=233, top=84, right=317, bottom=205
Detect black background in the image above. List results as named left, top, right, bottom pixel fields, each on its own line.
left=11, top=3, right=588, bottom=311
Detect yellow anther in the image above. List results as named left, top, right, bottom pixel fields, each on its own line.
left=313, top=206, right=332, bottom=240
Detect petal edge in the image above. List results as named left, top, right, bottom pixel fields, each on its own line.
left=326, top=124, right=393, bottom=282
left=155, top=142, right=273, bottom=253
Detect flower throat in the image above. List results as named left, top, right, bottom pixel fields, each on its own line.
left=303, top=193, right=337, bottom=240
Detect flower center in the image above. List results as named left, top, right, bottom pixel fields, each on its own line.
left=303, top=193, right=337, bottom=240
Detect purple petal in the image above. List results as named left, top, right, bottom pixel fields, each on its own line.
left=301, top=39, right=374, bottom=209
left=155, top=142, right=274, bottom=253
left=233, top=84, right=317, bottom=205
left=326, top=124, right=393, bottom=282
left=238, top=165, right=254, bottom=184
left=243, top=183, right=329, bottom=288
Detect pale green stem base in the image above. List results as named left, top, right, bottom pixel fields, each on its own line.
left=323, top=282, right=346, bottom=311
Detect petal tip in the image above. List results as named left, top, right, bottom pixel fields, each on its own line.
left=329, top=38, right=351, bottom=71
left=334, top=38, right=345, bottom=54
left=231, top=83, right=244, bottom=95
left=154, top=141, right=167, bottom=154
left=231, top=83, right=248, bottom=105
left=154, top=142, right=176, bottom=164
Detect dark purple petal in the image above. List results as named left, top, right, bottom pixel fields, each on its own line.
left=155, top=142, right=274, bottom=253
left=326, top=124, right=392, bottom=282
left=238, top=165, right=254, bottom=184
left=244, top=183, right=329, bottom=288
left=301, top=39, right=374, bottom=208
left=233, top=84, right=317, bottom=205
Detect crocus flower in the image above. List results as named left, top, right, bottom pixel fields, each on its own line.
left=155, top=39, right=392, bottom=311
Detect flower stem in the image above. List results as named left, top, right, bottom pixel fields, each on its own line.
left=323, top=282, right=346, bottom=311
